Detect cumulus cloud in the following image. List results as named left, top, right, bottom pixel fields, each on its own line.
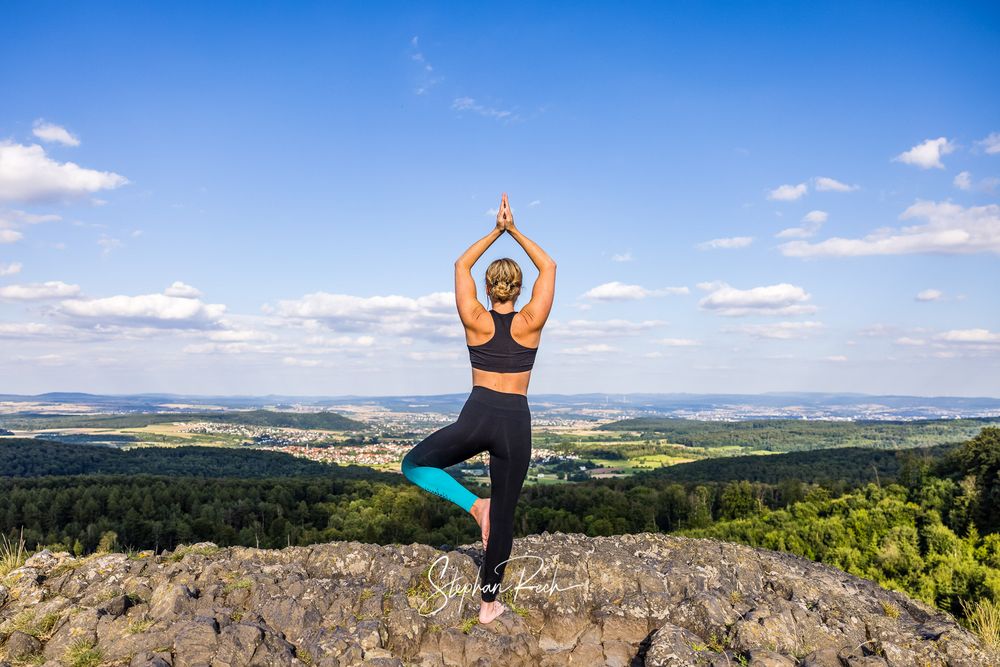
left=0, top=141, right=128, bottom=203
left=776, top=210, right=827, bottom=239
left=976, top=132, right=1000, bottom=155
left=32, top=120, right=80, bottom=147
left=767, top=183, right=807, bottom=201
left=557, top=343, right=618, bottom=355
left=275, top=290, right=458, bottom=340
left=915, top=289, right=943, bottom=302
left=164, top=281, right=203, bottom=298
left=895, top=337, right=926, bottom=346
left=582, top=281, right=688, bottom=301
left=0, top=209, right=62, bottom=244
left=0, top=261, right=22, bottom=276
left=57, top=288, right=226, bottom=328
left=726, top=321, right=824, bottom=339
left=954, top=171, right=972, bottom=191
left=697, top=281, right=816, bottom=316
left=814, top=177, right=859, bottom=192
left=892, top=137, right=955, bottom=169
left=611, top=251, right=633, bottom=262
left=544, top=317, right=666, bottom=339
left=933, top=328, right=1000, bottom=344
left=779, top=200, right=1000, bottom=257
left=656, top=337, right=701, bottom=346
left=697, top=236, right=753, bottom=250
left=0, top=281, right=81, bottom=300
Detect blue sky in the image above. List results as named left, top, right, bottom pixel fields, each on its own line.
left=1, top=1, right=998, bottom=397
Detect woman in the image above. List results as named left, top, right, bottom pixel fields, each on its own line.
left=401, top=192, right=556, bottom=624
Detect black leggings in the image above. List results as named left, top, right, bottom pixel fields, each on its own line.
left=401, top=385, right=531, bottom=602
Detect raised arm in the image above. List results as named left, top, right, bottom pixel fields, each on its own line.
left=503, top=195, right=556, bottom=331
left=454, top=224, right=503, bottom=328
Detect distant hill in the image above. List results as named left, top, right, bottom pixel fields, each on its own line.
left=597, top=416, right=1000, bottom=451
left=0, top=438, right=389, bottom=479
left=0, top=409, right=366, bottom=431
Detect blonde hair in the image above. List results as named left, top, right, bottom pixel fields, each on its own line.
left=485, top=258, right=522, bottom=304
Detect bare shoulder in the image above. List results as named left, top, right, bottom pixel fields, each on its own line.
left=462, top=305, right=494, bottom=345
left=511, top=310, right=543, bottom=348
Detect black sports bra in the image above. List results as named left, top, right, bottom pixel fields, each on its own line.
left=467, top=309, right=538, bottom=373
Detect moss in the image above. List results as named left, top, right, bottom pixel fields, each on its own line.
left=63, top=638, right=103, bottom=667
left=881, top=600, right=902, bottom=619
left=459, top=616, right=479, bottom=634
left=230, top=610, right=244, bottom=622
left=499, top=590, right=529, bottom=618
left=297, top=648, right=314, bottom=665
left=222, top=578, right=252, bottom=594
left=127, top=618, right=156, bottom=635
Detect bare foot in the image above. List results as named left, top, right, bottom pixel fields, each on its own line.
left=470, top=498, right=491, bottom=550
left=479, top=600, right=507, bottom=624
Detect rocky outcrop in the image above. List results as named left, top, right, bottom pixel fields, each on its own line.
left=0, top=532, right=996, bottom=666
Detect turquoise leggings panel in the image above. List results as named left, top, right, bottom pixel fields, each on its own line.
left=400, top=456, right=478, bottom=513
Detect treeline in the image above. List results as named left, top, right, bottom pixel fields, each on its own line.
left=0, top=434, right=970, bottom=554
left=0, top=439, right=392, bottom=479
left=598, top=417, right=1000, bottom=452
left=0, top=409, right=364, bottom=431
left=679, top=428, right=1000, bottom=620
left=634, top=444, right=957, bottom=489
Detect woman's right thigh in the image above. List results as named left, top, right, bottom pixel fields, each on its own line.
left=404, top=399, right=495, bottom=469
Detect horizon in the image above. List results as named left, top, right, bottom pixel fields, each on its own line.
left=1, top=2, right=999, bottom=396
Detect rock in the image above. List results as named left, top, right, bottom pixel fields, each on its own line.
left=0, top=532, right=996, bottom=666
left=3, top=630, right=42, bottom=659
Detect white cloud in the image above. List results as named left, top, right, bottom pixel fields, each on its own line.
left=814, top=177, right=859, bottom=192
left=0, top=280, right=81, bottom=300
left=893, top=137, right=955, bottom=169
left=954, top=171, right=972, bottom=191
left=697, top=281, right=816, bottom=317
left=779, top=200, right=1000, bottom=257
left=656, top=337, right=701, bottom=346
left=933, top=328, right=1000, bottom=344
left=283, top=356, right=322, bottom=368
left=58, top=291, right=227, bottom=328
left=895, top=337, right=926, bottom=346
left=98, top=235, right=123, bottom=256
left=557, top=343, right=618, bottom=355
left=767, top=183, right=807, bottom=201
left=582, top=281, right=688, bottom=301
left=544, top=318, right=665, bottom=339
left=697, top=236, right=753, bottom=250
left=915, top=289, right=943, bottom=302
left=976, top=132, right=1000, bottom=155
left=725, top=321, right=824, bottom=339
left=164, top=281, right=203, bottom=298
left=0, top=261, right=22, bottom=276
left=452, top=97, right=517, bottom=122
left=611, top=251, right=633, bottom=262
left=824, top=355, right=848, bottom=362
left=32, top=120, right=80, bottom=147
left=776, top=210, right=827, bottom=239
left=528, top=200, right=541, bottom=207
left=275, top=290, right=458, bottom=341
left=0, top=141, right=128, bottom=203
left=409, top=36, right=443, bottom=95
left=0, top=209, right=62, bottom=244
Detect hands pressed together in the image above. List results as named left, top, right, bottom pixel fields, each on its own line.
left=495, top=192, right=517, bottom=234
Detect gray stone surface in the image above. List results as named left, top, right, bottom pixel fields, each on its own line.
left=0, top=532, right=996, bottom=666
